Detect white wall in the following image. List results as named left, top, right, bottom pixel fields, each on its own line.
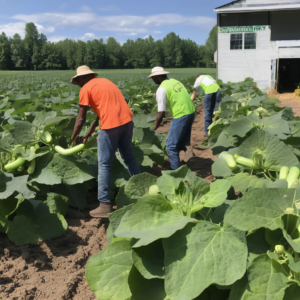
left=217, top=27, right=300, bottom=89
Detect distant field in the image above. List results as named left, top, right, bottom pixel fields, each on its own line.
left=0, top=68, right=216, bottom=82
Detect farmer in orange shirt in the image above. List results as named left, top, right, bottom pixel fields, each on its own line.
left=70, top=66, right=141, bottom=218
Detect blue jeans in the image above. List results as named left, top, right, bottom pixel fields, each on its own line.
left=97, top=121, right=141, bottom=203
left=167, top=112, right=195, bottom=170
left=204, top=90, right=222, bottom=134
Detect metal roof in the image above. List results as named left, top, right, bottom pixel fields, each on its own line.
left=215, top=0, right=300, bottom=12
left=215, top=0, right=242, bottom=10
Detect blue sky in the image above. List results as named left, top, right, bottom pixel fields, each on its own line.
left=0, top=0, right=228, bottom=45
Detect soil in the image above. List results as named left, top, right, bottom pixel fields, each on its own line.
left=0, top=104, right=216, bottom=300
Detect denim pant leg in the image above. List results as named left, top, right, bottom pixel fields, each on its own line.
left=214, top=90, right=222, bottom=111
left=167, top=113, right=195, bottom=170
left=118, top=121, right=141, bottom=176
left=98, top=128, right=119, bottom=203
left=204, top=93, right=217, bottom=134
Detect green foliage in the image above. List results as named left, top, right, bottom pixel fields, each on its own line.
left=86, top=77, right=300, bottom=300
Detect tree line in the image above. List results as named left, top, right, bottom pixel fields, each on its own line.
left=0, top=23, right=217, bottom=71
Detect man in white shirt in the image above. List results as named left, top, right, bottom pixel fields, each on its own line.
left=149, top=67, right=195, bottom=169
left=191, top=75, right=222, bottom=138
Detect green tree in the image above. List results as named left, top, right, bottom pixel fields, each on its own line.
left=203, top=25, right=217, bottom=68
left=10, top=34, right=26, bottom=69
left=106, top=37, right=123, bottom=69
left=0, top=32, right=11, bottom=70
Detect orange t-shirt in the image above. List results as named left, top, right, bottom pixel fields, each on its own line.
left=79, top=78, right=133, bottom=130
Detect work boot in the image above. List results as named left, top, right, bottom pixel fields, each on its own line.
left=182, top=149, right=195, bottom=163
left=89, top=202, right=112, bottom=218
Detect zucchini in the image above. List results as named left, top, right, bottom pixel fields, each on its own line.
left=42, top=131, right=52, bottom=143
left=279, top=166, right=289, bottom=180
left=235, top=156, right=256, bottom=169
left=55, top=144, right=85, bottom=156
left=286, top=166, right=300, bottom=188
left=4, top=156, right=25, bottom=172
left=17, top=165, right=25, bottom=172
left=220, top=152, right=237, bottom=170
left=27, top=159, right=36, bottom=175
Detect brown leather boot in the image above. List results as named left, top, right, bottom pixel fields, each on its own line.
left=182, top=149, right=195, bottom=163
left=89, top=202, right=112, bottom=218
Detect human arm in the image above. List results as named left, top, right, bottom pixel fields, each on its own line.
left=191, top=91, right=197, bottom=101
left=71, top=105, right=88, bottom=142
left=154, top=111, right=165, bottom=130
left=82, top=116, right=100, bottom=144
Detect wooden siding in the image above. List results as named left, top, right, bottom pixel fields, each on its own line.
left=218, top=27, right=300, bottom=89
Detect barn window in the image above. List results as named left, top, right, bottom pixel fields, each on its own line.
left=230, top=34, right=243, bottom=50
left=244, top=33, right=256, bottom=49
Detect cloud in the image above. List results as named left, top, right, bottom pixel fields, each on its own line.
left=78, top=32, right=96, bottom=40
left=47, top=35, right=66, bottom=42
left=0, top=22, right=26, bottom=37
left=0, top=22, right=54, bottom=38
left=12, top=13, right=216, bottom=35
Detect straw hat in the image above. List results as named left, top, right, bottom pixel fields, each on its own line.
left=148, top=66, right=169, bottom=78
left=71, top=65, right=98, bottom=85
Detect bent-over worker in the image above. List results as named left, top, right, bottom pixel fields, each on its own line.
left=149, top=67, right=195, bottom=170
left=70, top=66, right=141, bottom=218
left=191, top=75, right=222, bottom=138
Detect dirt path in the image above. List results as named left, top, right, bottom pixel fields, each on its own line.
left=0, top=104, right=215, bottom=300
left=269, top=90, right=300, bottom=117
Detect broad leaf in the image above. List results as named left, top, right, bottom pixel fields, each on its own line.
left=163, top=222, right=247, bottom=300
left=115, top=194, right=195, bottom=247
left=85, top=240, right=133, bottom=300
left=224, top=189, right=296, bottom=231
left=241, top=254, right=289, bottom=300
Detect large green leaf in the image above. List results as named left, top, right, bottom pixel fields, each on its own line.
left=227, top=115, right=259, bottom=138
left=115, top=194, right=195, bottom=247
left=45, top=193, right=69, bottom=215
left=163, top=222, right=247, bottom=300
left=229, top=173, right=268, bottom=194
left=132, top=239, right=165, bottom=279
left=125, top=173, right=157, bottom=202
left=52, top=183, right=87, bottom=210
left=128, top=266, right=168, bottom=300
left=241, top=254, right=289, bottom=300
left=283, top=284, right=300, bottom=299
left=157, top=165, right=209, bottom=202
left=0, top=173, right=35, bottom=200
left=224, top=189, right=296, bottom=231
left=85, top=240, right=133, bottom=300
left=7, top=213, right=67, bottom=245
left=10, top=120, right=37, bottom=144
left=30, top=153, right=94, bottom=185
left=238, top=131, right=299, bottom=171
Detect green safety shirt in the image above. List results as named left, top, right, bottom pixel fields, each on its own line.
left=200, top=75, right=220, bottom=94
left=160, top=78, right=195, bottom=119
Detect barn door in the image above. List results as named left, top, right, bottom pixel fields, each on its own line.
left=271, top=59, right=279, bottom=90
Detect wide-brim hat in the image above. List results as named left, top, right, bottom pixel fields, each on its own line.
left=148, top=66, right=169, bottom=78
left=71, top=65, right=98, bottom=85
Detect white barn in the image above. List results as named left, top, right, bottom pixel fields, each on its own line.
left=215, top=0, right=300, bottom=92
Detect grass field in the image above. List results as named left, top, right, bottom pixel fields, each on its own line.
left=0, top=68, right=216, bottom=82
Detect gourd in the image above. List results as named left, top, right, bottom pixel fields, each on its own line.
left=27, top=159, right=36, bottom=175
left=42, top=131, right=52, bottom=143
left=220, top=152, right=237, bottom=170
left=286, top=166, right=300, bottom=188
left=4, top=156, right=25, bottom=172
left=54, top=144, right=85, bottom=156
left=235, top=155, right=256, bottom=169
left=279, top=166, right=289, bottom=180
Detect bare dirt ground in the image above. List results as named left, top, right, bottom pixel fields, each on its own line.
left=268, top=89, right=300, bottom=117
left=0, top=104, right=216, bottom=300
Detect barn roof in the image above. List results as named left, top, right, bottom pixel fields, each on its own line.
left=215, top=0, right=300, bottom=13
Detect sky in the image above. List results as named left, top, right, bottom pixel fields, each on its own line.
left=0, top=0, right=228, bottom=45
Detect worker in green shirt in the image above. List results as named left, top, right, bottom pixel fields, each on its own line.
left=149, top=67, right=195, bottom=170
left=191, top=75, right=222, bottom=138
